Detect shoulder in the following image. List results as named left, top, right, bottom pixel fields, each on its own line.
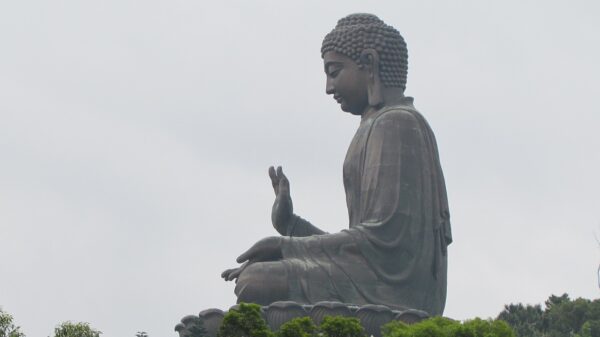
left=372, top=105, right=421, bottom=130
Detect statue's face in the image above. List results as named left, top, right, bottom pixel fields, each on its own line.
left=323, top=51, right=369, bottom=115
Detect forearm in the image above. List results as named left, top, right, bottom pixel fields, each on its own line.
left=285, top=214, right=327, bottom=237
left=281, top=229, right=358, bottom=262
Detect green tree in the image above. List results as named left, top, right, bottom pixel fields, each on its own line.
left=544, top=295, right=590, bottom=337
left=53, top=322, right=101, bottom=337
left=218, top=303, right=272, bottom=337
left=497, top=294, right=600, bottom=337
left=276, top=317, right=316, bottom=337
left=588, top=300, right=600, bottom=322
left=319, top=316, right=364, bottom=337
left=497, top=303, right=543, bottom=337
left=382, top=316, right=514, bottom=337
left=383, top=317, right=454, bottom=337
left=0, top=308, right=25, bottom=337
left=406, top=319, right=446, bottom=337
left=576, top=320, right=600, bottom=337
left=381, top=320, right=411, bottom=337
left=460, top=318, right=514, bottom=337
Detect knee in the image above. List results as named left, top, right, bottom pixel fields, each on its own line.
left=235, top=263, right=261, bottom=292
left=235, top=263, right=267, bottom=304
left=234, top=262, right=288, bottom=305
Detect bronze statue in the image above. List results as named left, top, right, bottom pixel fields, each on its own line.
left=222, top=13, right=452, bottom=316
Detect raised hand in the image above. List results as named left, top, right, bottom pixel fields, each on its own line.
left=269, top=166, right=294, bottom=235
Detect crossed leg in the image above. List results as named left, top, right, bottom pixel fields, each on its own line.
left=234, top=261, right=290, bottom=305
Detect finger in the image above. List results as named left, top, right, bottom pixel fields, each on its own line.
left=268, top=166, right=279, bottom=194
left=221, top=268, right=235, bottom=279
left=227, top=262, right=248, bottom=281
left=226, top=268, right=236, bottom=280
left=276, top=166, right=284, bottom=191
left=279, top=171, right=290, bottom=194
left=236, top=246, right=255, bottom=264
left=228, top=269, right=242, bottom=281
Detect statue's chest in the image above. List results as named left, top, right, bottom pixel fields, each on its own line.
left=343, top=120, right=373, bottom=199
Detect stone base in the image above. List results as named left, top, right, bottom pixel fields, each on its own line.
left=175, top=301, right=430, bottom=337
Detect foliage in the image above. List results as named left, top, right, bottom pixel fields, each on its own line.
left=135, top=332, right=148, bottom=337
left=381, top=320, right=411, bottom=337
left=274, top=315, right=362, bottom=337
left=217, top=304, right=515, bottom=337
left=386, top=319, right=444, bottom=337
left=53, top=322, right=101, bottom=337
left=188, top=319, right=208, bottom=337
left=218, top=303, right=272, bottom=337
left=462, top=318, right=515, bottom=337
left=319, top=316, right=364, bottom=337
left=498, top=294, right=600, bottom=337
left=0, top=308, right=25, bottom=337
left=382, top=316, right=514, bottom=337
left=497, top=303, right=544, bottom=337
left=576, top=320, right=600, bottom=337
left=276, top=317, right=317, bottom=337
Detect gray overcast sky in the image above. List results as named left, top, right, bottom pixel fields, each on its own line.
left=1, top=1, right=599, bottom=336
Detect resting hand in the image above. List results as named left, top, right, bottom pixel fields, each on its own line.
left=269, top=166, right=294, bottom=235
left=236, top=236, right=285, bottom=264
left=221, top=262, right=249, bottom=282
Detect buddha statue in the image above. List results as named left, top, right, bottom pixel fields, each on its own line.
left=221, top=13, right=452, bottom=316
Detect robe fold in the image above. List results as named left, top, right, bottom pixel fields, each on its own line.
left=240, top=97, right=452, bottom=315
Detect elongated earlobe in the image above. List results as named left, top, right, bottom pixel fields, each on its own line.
left=360, top=49, right=383, bottom=107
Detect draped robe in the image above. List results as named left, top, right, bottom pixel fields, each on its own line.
left=237, top=97, right=452, bottom=315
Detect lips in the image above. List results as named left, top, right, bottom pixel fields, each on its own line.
left=333, top=95, right=343, bottom=104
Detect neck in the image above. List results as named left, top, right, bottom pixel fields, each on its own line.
left=381, top=87, right=406, bottom=106
left=361, top=87, right=406, bottom=118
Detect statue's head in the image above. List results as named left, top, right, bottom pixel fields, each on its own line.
left=322, top=13, right=408, bottom=115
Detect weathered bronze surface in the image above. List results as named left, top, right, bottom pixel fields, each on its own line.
left=222, top=13, right=452, bottom=316
left=175, top=302, right=429, bottom=337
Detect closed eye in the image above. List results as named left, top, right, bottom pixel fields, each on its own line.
left=329, top=69, right=341, bottom=78
left=325, top=62, right=343, bottom=78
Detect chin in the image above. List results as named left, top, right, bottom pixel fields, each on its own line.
left=342, top=107, right=363, bottom=116
left=340, top=104, right=362, bottom=115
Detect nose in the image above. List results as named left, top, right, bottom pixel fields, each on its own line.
left=326, top=77, right=334, bottom=95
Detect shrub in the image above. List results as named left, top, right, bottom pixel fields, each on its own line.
left=53, top=322, right=101, bottom=337
left=319, top=316, right=364, bottom=337
left=276, top=317, right=317, bottom=337
left=382, top=316, right=514, bottom=337
left=218, top=303, right=272, bottom=337
left=0, top=308, right=25, bottom=337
